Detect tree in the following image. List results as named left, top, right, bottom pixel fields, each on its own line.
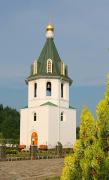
left=61, top=76, right=109, bottom=180
left=80, top=107, right=95, bottom=147
left=61, top=107, right=95, bottom=180
left=0, top=105, right=20, bottom=141
left=96, top=98, right=109, bottom=152
left=0, top=104, right=4, bottom=132
left=76, top=127, right=80, bottom=139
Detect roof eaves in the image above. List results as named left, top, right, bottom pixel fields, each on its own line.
left=40, top=101, right=57, bottom=107
left=69, top=105, right=76, bottom=109
left=26, top=75, right=72, bottom=84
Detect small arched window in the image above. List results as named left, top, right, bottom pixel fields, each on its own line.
left=47, top=59, right=52, bottom=73
left=61, top=83, right=63, bottom=98
left=46, top=82, right=51, bottom=96
left=34, top=113, right=37, bottom=121
left=61, top=112, right=64, bottom=121
left=34, top=83, right=37, bottom=97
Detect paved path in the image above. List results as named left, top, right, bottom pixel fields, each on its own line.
left=0, top=158, right=64, bottom=180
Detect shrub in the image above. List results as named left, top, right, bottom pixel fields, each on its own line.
left=6, top=149, right=18, bottom=154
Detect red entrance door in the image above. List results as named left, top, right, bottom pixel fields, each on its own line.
left=31, top=132, right=38, bottom=145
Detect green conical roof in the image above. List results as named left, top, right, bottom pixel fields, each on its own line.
left=37, top=38, right=61, bottom=76
left=27, top=25, right=72, bottom=85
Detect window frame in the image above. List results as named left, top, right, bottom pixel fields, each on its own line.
left=34, top=82, right=37, bottom=97
left=61, top=83, right=64, bottom=98
left=47, top=59, right=52, bottom=73
left=60, top=112, right=64, bottom=121
left=34, top=113, right=37, bottom=121
left=46, top=82, right=52, bottom=96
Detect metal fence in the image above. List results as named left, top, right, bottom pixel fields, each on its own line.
left=0, top=144, right=73, bottom=161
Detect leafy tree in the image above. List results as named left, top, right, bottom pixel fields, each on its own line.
left=0, top=105, right=20, bottom=141
left=61, top=76, right=109, bottom=180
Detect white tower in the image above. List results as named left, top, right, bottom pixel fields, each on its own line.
left=20, top=24, right=76, bottom=149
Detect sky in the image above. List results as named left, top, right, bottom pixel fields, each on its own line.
left=0, top=0, right=109, bottom=125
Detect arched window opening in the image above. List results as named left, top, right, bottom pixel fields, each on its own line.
left=47, top=59, right=52, bottom=73
left=34, top=113, right=37, bottom=121
left=46, top=82, right=51, bottom=96
left=31, top=132, right=38, bottom=145
left=61, top=83, right=63, bottom=98
left=61, top=112, right=64, bottom=121
left=34, top=83, right=37, bottom=97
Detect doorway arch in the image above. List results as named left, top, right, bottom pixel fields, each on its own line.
left=31, top=132, right=38, bottom=145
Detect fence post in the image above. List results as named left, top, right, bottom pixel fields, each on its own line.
left=30, top=145, right=38, bottom=160
left=0, top=145, right=6, bottom=161
left=56, top=142, right=63, bottom=158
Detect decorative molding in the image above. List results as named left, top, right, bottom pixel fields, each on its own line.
left=61, top=61, right=65, bottom=75
left=33, top=61, right=37, bottom=75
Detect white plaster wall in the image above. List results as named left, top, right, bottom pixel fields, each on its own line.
left=28, top=79, right=69, bottom=108
left=20, top=108, right=29, bottom=146
left=20, top=105, right=76, bottom=149
left=20, top=106, right=49, bottom=149
left=63, top=82, right=69, bottom=100
left=48, top=107, right=59, bottom=148
left=48, top=106, right=76, bottom=148
left=60, top=108, right=76, bottom=148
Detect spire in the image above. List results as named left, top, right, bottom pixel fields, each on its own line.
left=27, top=24, right=72, bottom=85
left=46, top=24, right=54, bottom=38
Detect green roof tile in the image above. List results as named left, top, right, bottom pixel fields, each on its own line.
left=37, top=38, right=61, bottom=76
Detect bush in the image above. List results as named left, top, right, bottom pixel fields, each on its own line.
left=6, top=149, right=18, bottom=154
left=61, top=75, right=109, bottom=180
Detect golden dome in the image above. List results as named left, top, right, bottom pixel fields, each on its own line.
left=46, top=24, right=54, bottom=31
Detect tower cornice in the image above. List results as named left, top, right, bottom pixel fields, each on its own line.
left=26, top=75, right=73, bottom=86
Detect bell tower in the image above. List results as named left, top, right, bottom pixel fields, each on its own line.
left=20, top=24, right=76, bottom=149
left=27, top=24, right=72, bottom=109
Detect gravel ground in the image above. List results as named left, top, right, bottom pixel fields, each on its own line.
left=0, top=158, right=64, bottom=180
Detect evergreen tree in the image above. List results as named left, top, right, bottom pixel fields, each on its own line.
left=61, top=76, right=109, bottom=180
left=80, top=106, right=95, bottom=147
left=61, top=107, right=95, bottom=180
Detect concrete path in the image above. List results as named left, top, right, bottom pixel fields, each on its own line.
left=0, top=158, right=64, bottom=180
